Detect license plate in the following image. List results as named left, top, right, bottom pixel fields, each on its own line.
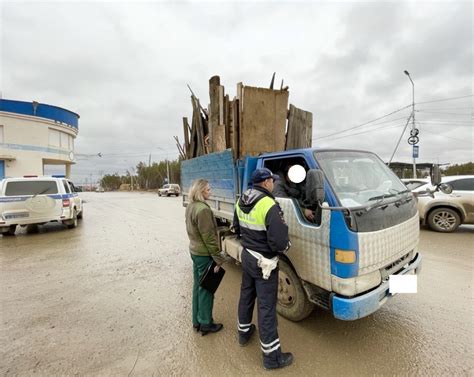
left=4, top=213, right=29, bottom=219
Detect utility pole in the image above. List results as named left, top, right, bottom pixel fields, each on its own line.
left=89, top=173, right=93, bottom=191
left=167, top=159, right=170, bottom=183
left=404, top=70, right=418, bottom=178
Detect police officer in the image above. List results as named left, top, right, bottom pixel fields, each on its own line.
left=233, top=168, right=293, bottom=370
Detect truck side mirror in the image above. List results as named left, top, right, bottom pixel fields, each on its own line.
left=306, top=169, right=325, bottom=206
left=430, top=165, right=442, bottom=186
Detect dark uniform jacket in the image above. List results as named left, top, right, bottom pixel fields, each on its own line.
left=233, top=186, right=290, bottom=259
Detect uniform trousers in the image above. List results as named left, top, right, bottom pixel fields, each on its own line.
left=238, top=249, right=282, bottom=359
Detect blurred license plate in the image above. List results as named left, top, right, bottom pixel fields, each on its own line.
left=5, top=213, right=29, bottom=219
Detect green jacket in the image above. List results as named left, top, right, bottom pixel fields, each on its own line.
left=185, top=201, right=220, bottom=257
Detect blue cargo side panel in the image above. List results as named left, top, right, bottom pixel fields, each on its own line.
left=181, top=150, right=236, bottom=200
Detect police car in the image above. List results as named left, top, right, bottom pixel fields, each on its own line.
left=0, top=175, right=83, bottom=235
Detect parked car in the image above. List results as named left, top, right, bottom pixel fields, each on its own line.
left=0, top=176, right=83, bottom=235
left=95, top=186, right=105, bottom=193
left=401, top=178, right=430, bottom=191
left=158, top=184, right=181, bottom=197
left=412, top=175, right=474, bottom=232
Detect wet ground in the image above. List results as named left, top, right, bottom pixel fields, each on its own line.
left=1, top=191, right=473, bottom=376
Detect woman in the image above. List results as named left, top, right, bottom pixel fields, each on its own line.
left=185, top=179, right=224, bottom=336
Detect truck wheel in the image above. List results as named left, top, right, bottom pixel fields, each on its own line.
left=427, top=207, right=461, bottom=233
left=158, top=192, right=161, bottom=197
left=277, top=259, right=314, bottom=321
left=1, top=225, right=16, bottom=236
left=66, top=210, right=78, bottom=229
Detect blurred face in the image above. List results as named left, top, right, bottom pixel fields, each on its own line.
left=202, top=184, right=211, bottom=200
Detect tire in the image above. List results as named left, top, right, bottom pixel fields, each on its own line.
left=1, top=225, right=16, bottom=236
left=77, top=208, right=83, bottom=220
left=427, top=207, right=461, bottom=233
left=66, top=210, right=78, bottom=229
left=26, top=224, right=39, bottom=234
left=166, top=193, right=170, bottom=197
left=277, top=259, right=314, bottom=321
left=158, top=192, right=161, bottom=197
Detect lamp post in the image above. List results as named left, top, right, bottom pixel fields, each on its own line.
left=157, top=147, right=170, bottom=184
left=404, top=70, right=417, bottom=178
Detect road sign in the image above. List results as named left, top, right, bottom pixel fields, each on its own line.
left=413, top=145, right=419, bottom=158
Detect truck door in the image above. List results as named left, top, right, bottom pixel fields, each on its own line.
left=262, top=155, right=332, bottom=291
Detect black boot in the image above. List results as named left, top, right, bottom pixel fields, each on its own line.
left=239, top=324, right=256, bottom=346
left=200, top=323, right=223, bottom=336
left=263, top=351, right=293, bottom=370
left=193, top=324, right=200, bottom=332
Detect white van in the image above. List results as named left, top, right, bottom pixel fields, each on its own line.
left=0, top=176, right=83, bottom=235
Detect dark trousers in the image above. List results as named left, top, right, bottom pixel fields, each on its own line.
left=238, top=249, right=281, bottom=360
left=191, top=254, right=214, bottom=326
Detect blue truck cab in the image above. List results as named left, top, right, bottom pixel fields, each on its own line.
left=181, top=148, right=421, bottom=321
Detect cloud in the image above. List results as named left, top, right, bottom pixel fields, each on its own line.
left=1, top=1, right=472, bottom=183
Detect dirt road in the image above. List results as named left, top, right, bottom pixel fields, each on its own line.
left=1, top=192, right=472, bottom=376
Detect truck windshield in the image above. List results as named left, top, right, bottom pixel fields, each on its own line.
left=5, top=181, right=58, bottom=196
left=314, top=151, right=408, bottom=208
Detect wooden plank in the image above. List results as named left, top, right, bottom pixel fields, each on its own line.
left=182, top=117, right=190, bottom=159
left=211, top=84, right=226, bottom=152
left=209, top=76, right=220, bottom=153
left=188, top=109, right=197, bottom=158
left=286, top=104, right=313, bottom=150
left=191, top=96, right=205, bottom=156
left=239, top=86, right=289, bottom=157
left=231, top=98, right=240, bottom=160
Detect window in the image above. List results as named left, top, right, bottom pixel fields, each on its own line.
left=5, top=181, right=58, bottom=196
left=0, top=125, right=3, bottom=143
left=60, top=132, right=69, bottom=149
left=62, top=180, right=71, bottom=193
left=49, top=129, right=60, bottom=147
left=449, top=178, right=474, bottom=191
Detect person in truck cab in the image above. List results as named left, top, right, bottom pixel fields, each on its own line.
left=233, top=168, right=293, bottom=370
left=273, top=164, right=315, bottom=222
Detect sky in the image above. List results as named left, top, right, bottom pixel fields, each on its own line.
left=1, top=0, right=472, bottom=184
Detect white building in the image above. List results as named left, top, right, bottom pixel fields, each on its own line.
left=0, top=99, right=79, bottom=179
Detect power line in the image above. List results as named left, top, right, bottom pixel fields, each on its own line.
left=417, top=111, right=473, bottom=116
left=312, top=104, right=412, bottom=141
left=415, top=94, right=473, bottom=105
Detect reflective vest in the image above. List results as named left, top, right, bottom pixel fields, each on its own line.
left=235, top=196, right=276, bottom=232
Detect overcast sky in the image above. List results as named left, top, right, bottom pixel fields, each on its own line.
left=1, top=0, right=472, bottom=183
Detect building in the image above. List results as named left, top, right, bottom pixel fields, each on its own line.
left=0, top=99, right=79, bottom=179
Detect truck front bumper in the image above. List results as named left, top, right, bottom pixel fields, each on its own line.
left=331, top=252, right=422, bottom=321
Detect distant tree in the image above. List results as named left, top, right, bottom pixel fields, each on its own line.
left=442, top=162, right=473, bottom=176
left=136, top=158, right=181, bottom=190
left=100, top=174, right=123, bottom=191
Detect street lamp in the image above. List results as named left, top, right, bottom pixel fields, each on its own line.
left=157, top=147, right=170, bottom=183
left=404, top=70, right=417, bottom=178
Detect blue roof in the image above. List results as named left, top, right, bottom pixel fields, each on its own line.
left=0, top=99, right=79, bottom=130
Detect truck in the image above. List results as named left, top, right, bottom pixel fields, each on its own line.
left=181, top=147, right=427, bottom=321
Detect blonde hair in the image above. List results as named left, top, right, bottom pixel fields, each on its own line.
left=189, top=179, right=209, bottom=203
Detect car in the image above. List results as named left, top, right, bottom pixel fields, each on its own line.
left=412, top=175, right=474, bottom=232
left=401, top=178, right=430, bottom=191
left=158, top=184, right=181, bottom=197
left=0, top=176, right=83, bottom=235
left=96, top=187, right=105, bottom=193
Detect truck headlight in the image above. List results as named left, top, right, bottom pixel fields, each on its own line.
left=331, top=270, right=382, bottom=296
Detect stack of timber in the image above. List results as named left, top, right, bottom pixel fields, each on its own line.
left=179, top=74, right=313, bottom=160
